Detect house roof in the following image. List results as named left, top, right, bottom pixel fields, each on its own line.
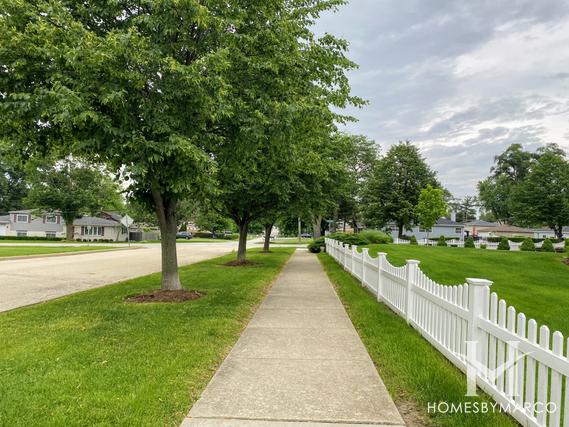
left=73, top=217, right=122, bottom=227
left=465, top=220, right=498, bottom=227
left=0, top=215, right=10, bottom=223
left=436, top=217, right=463, bottom=227
left=100, top=211, right=123, bottom=223
left=477, top=224, right=534, bottom=233
left=8, top=209, right=34, bottom=214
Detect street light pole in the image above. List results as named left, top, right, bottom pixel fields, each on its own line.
left=298, top=217, right=301, bottom=243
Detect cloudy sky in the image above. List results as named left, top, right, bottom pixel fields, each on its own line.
left=314, top=0, right=569, bottom=197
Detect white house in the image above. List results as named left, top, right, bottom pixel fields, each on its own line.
left=386, top=217, right=464, bottom=241
left=73, top=213, right=129, bottom=242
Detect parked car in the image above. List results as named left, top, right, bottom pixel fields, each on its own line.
left=301, top=233, right=313, bottom=238
left=176, top=231, right=193, bottom=240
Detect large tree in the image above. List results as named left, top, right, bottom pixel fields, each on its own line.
left=211, top=2, right=361, bottom=261
left=510, top=145, right=569, bottom=238
left=362, top=141, right=439, bottom=237
left=478, top=143, right=534, bottom=223
left=24, top=159, right=123, bottom=239
left=0, top=1, right=291, bottom=287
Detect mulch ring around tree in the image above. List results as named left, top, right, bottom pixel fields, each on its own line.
left=223, top=260, right=259, bottom=267
left=125, top=289, right=204, bottom=303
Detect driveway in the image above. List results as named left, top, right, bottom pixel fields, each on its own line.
left=0, top=241, right=241, bottom=313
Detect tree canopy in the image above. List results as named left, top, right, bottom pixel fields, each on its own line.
left=362, top=141, right=439, bottom=237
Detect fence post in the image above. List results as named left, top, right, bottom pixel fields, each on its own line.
left=376, top=252, right=387, bottom=301
left=405, top=260, right=420, bottom=324
left=465, top=278, right=493, bottom=396
left=361, top=248, right=369, bottom=286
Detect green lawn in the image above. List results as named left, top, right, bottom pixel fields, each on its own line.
left=364, top=244, right=569, bottom=336
left=0, top=246, right=116, bottom=258
left=319, top=253, right=517, bottom=427
left=0, top=248, right=294, bottom=426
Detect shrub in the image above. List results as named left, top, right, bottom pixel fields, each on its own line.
left=410, top=235, right=418, bottom=245
left=308, top=241, right=321, bottom=253
left=0, top=235, right=64, bottom=241
left=565, top=239, right=569, bottom=252
left=327, top=232, right=370, bottom=246
left=358, top=229, right=393, bottom=244
left=497, top=237, right=510, bottom=250
left=520, top=238, right=535, bottom=252
left=464, top=236, right=475, bottom=248
left=437, top=235, right=447, bottom=247
left=541, top=238, right=554, bottom=252
left=480, top=244, right=487, bottom=249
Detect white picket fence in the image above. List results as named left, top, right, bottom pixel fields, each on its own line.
left=325, top=238, right=569, bottom=427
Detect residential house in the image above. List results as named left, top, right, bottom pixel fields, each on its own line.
left=464, top=220, right=498, bottom=238
left=73, top=212, right=129, bottom=242
left=386, top=217, right=465, bottom=240
left=475, top=224, right=534, bottom=239
left=1, top=210, right=65, bottom=238
left=0, top=209, right=133, bottom=241
left=532, top=227, right=569, bottom=239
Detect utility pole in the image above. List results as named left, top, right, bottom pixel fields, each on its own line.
left=298, top=217, right=301, bottom=243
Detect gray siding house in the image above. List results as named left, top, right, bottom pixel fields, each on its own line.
left=386, top=217, right=465, bottom=241
left=1, top=210, right=65, bottom=238
left=73, top=216, right=128, bottom=242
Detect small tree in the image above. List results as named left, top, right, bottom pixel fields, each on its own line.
left=541, top=238, right=555, bottom=252
left=410, top=235, right=418, bottom=245
left=465, top=236, right=475, bottom=248
left=437, top=235, right=447, bottom=247
left=520, top=238, right=536, bottom=252
left=416, top=184, right=447, bottom=243
left=497, top=237, right=510, bottom=250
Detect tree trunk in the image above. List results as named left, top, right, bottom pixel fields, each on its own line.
left=263, top=223, right=273, bottom=252
left=237, top=220, right=249, bottom=262
left=312, top=215, right=322, bottom=238
left=330, top=207, right=339, bottom=233
left=553, top=224, right=563, bottom=239
left=151, top=187, right=182, bottom=290
left=398, top=223, right=404, bottom=238
left=65, top=221, right=75, bottom=241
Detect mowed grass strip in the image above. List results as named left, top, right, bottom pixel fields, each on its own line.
left=318, top=253, right=517, bottom=427
left=0, top=245, right=116, bottom=257
left=0, top=248, right=294, bottom=427
left=365, top=244, right=569, bottom=336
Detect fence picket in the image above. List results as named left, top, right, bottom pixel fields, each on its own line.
left=537, top=326, right=550, bottom=426
left=515, top=313, right=527, bottom=408
left=526, top=319, right=538, bottom=418
left=549, top=331, right=563, bottom=427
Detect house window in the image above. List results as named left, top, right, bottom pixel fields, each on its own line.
left=46, top=232, right=56, bottom=238
left=16, top=214, right=29, bottom=223
left=81, top=226, right=104, bottom=236
left=419, top=227, right=432, bottom=232
left=17, top=231, right=27, bottom=237
left=455, top=228, right=462, bottom=233
left=45, top=215, right=57, bottom=223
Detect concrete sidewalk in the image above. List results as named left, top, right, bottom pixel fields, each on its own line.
left=182, top=250, right=405, bottom=427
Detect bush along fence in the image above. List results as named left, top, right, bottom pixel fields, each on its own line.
left=325, top=238, right=569, bottom=427
left=394, top=237, right=565, bottom=251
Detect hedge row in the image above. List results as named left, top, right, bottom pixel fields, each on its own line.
left=0, top=235, right=64, bottom=241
